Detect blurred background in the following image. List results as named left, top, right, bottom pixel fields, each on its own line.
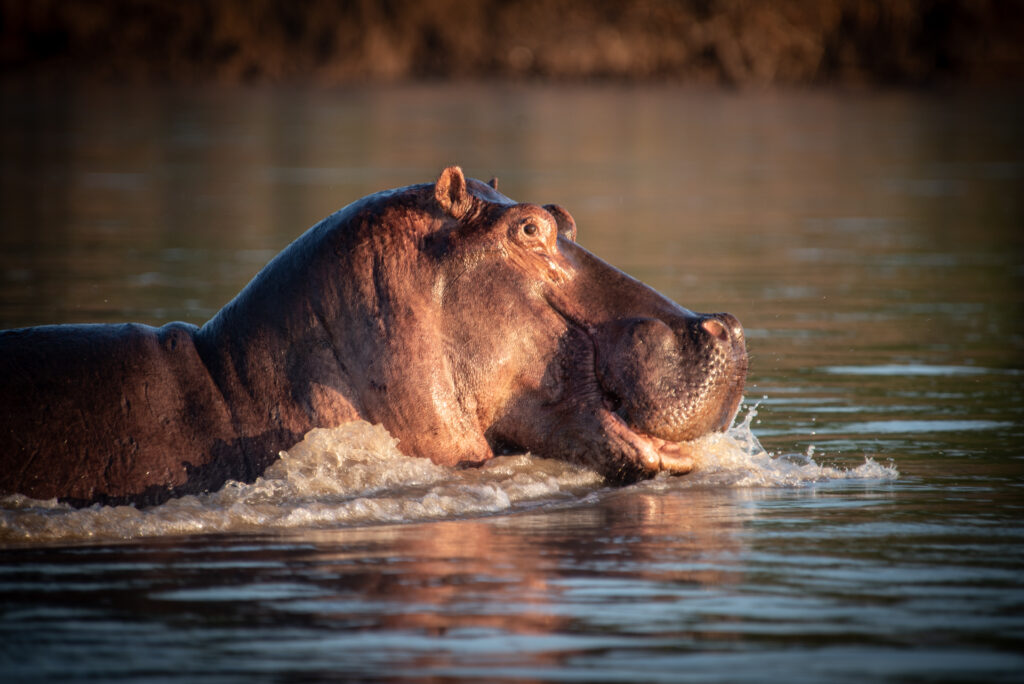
left=2, top=0, right=1023, bottom=86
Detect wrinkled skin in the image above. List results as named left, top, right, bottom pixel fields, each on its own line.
left=0, top=167, right=747, bottom=507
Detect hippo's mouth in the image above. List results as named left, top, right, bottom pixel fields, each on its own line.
left=596, top=405, right=703, bottom=475
left=595, top=370, right=745, bottom=477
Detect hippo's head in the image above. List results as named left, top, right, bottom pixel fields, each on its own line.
left=288, top=166, right=748, bottom=484
left=390, top=166, right=747, bottom=482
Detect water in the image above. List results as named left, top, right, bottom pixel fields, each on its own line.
left=0, top=411, right=896, bottom=544
left=1, top=84, right=1022, bottom=682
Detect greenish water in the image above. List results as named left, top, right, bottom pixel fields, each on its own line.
left=1, top=84, right=1023, bottom=682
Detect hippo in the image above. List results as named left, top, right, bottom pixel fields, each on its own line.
left=0, top=167, right=747, bottom=508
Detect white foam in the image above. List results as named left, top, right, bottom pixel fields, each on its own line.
left=0, top=422, right=600, bottom=544
left=0, top=409, right=897, bottom=545
left=678, top=404, right=900, bottom=488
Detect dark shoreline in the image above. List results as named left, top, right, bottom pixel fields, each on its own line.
left=3, top=0, right=1022, bottom=87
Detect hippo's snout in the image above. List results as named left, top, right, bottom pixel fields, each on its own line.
left=695, top=311, right=748, bottom=432
left=596, top=310, right=748, bottom=444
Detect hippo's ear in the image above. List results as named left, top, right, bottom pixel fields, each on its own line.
left=487, top=177, right=499, bottom=190
left=435, top=166, right=474, bottom=220
left=544, top=204, right=577, bottom=241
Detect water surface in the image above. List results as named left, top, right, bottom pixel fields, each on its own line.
left=1, top=84, right=1022, bottom=682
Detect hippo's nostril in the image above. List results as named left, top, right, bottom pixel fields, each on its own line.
left=701, top=318, right=728, bottom=342
left=721, top=313, right=744, bottom=340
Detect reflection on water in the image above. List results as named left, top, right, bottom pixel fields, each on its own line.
left=3, top=481, right=1022, bottom=682
left=0, top=488, right=756, bottom=681
left=1, top=84, right=1023, bottom=682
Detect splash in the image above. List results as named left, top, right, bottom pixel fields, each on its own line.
left=0, top=422, right=601, bottom=545
left=0, top=409, right=896, bottom=545
left=679, top=403, right=899, bottom=488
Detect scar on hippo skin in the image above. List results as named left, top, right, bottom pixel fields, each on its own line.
left=0, top=165, right=747, bottom=507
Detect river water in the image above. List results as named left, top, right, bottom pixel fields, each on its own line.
left=1, top=84, right=1022, bottom=682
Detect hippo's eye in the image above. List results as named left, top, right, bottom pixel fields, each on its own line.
left=523, top=223, right=539, bottom=236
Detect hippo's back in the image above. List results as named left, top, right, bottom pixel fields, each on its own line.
left=0, top=322, right=237, bottom=506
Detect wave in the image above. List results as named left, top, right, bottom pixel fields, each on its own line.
left=0, top=406, right=898, bottom=545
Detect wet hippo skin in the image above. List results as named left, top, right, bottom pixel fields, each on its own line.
left=0, top=167, right=747, bottom=507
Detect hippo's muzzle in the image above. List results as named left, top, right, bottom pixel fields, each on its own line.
left=595, top=310, right=748, bottom=448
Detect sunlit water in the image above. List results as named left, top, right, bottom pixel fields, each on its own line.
left=1, top=84, right=1022, bottom=683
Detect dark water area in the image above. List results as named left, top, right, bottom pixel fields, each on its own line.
left=1, top=84, right=1023, bottom=682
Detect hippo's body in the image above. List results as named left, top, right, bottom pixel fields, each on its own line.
left=0, top=167, right=747, bottom=507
